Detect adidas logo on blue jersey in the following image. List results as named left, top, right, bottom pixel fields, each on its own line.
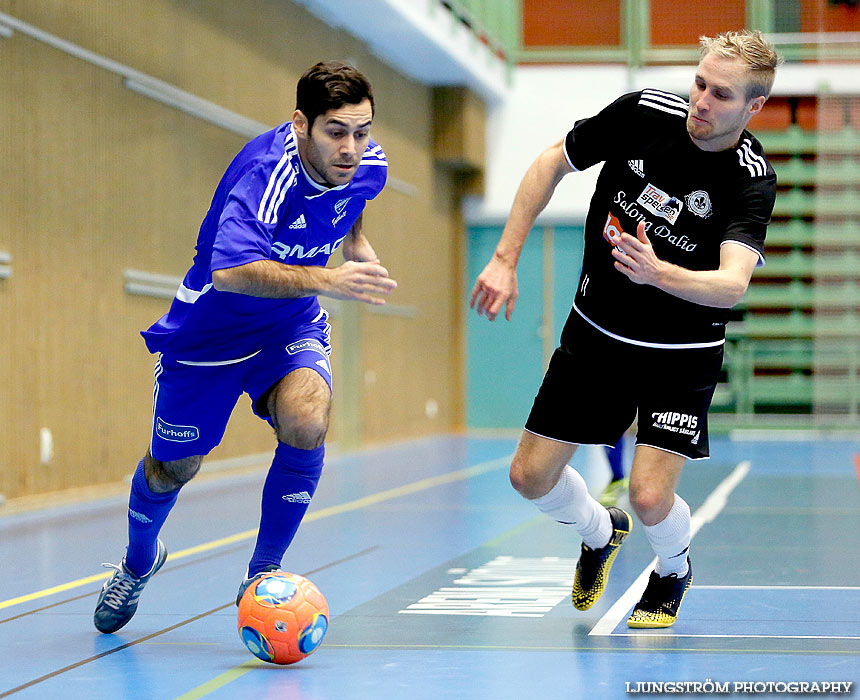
left=128, top=508, right=153, bottom=524
left=282, top=491, right=312, bottom=504
left=289, top=214, right=306, bottom=229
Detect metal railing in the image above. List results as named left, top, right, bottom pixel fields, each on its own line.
left=441, top=0, right=519, bottom=66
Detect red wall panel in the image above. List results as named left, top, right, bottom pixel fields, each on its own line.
left=650, top=0, right=747, bottom=46
left=522, top=0, right=621, bottom=47
left=800, top=0, right=860, bottom=32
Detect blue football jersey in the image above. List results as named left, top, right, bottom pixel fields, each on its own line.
left=141, top=122, right=387, bottom=361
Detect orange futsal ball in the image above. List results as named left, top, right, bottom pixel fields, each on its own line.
left=237, top=572, right=329, bottom=665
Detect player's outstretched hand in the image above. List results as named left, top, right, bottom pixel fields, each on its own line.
left=470, top=256, right=518, bottom=321
left=326, top=260, right=397, bottom=305
left=612, top=221, right=664, bottom=286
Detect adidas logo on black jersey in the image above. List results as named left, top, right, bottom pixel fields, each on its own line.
left=628, top=160, right=645, bottom=178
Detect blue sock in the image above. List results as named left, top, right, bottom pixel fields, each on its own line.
left=247, top=442, right=324, bottom=577
left=605, top=438, right=625, bottom=482
left=125, top=459, right=180, bottom=577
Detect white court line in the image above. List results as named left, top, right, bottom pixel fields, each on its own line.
left=589, top=460, right=751, bottom=636
left=608, top=633, right=860, bottom=640
left=694, top=585, right=860, bottom=590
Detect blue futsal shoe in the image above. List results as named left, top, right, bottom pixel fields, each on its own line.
left=236, top=565, right=282, bottom=606
left=94, top=539, right=168, bottom=633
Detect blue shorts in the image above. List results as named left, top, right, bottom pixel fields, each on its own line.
left=149, top=312, right=332, bottom=462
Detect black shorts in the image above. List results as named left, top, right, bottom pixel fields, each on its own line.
left=525, top=310, right=724, bottom=460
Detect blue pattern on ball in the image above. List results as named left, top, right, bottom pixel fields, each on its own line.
left=298, top=613, right=328, bottom=654
left=240, top=626, right=275, bottom=661
left=254, top=575, right=299, bottom=606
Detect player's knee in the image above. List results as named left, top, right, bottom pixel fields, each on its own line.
left=628, top=483, right=669, bottom=524
left=509, top=457, right=544, bottom=499
left=145, top=453, right=202, bottom=492
left=276, top=411, right=329, bottom=450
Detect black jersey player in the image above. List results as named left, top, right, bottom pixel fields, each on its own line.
left=471, top=30, right=781, bottom=628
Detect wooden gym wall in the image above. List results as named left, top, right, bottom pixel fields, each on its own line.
left=0, top=0, right=471, bottom=500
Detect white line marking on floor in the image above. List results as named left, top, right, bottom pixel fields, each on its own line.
left=589, top=460, right=751, bottom=636
left=608, top=633, right=860, bottom=640
left=693, top=585, right=860, bottom=590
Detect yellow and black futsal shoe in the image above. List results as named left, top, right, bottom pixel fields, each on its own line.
left=627, top=558, right=693, bottom=628
left=572, top=507, right=632, bottom=610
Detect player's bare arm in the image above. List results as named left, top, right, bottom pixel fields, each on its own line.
left=613, top=221, right=759, bottom=308
left=341, top=213, right=380, bottom=263
left=212, top=258, right=396, bottom=305
left=471, top=139, right=574, bottom=321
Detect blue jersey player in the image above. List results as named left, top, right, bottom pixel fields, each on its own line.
left=94, top=62, right=396, bottom=633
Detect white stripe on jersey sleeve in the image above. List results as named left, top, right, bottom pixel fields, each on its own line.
left=641, top=88, right=689, bottom=108
left=359, top=159, right=388, bottom=166
left=257, top=152, right=291, bottom=222
left=736, top=146, right=755, bottom=176
left=639, top=99, right=688, bottom=118
left=361, top=143, right=387, bottom=162
left=263, top=165, right=297, bottom=225
left=256, top=133, right=298, bottom=224
left=738, top=140, right=767, bottom=177
left=639, top=89, right=689, bottom=118
left=361, top=152, right=387, bottom=163
left=737, top=140, right=766, bottom=177
left=267, top=171, right=297, bottom=224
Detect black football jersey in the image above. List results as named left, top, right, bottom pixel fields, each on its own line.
left=564, top=89, right=776, bottom=347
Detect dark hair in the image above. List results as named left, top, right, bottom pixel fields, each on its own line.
left=296, top=61, right=375, bottom=131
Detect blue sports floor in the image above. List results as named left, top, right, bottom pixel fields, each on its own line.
left=1, top=435, right=858, bottom=699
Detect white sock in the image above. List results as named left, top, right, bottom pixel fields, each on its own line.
left=530, top=465, right=611, bottom=549
left=643, top=495, right=691, bottom=577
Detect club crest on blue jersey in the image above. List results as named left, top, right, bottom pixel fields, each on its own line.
left=334, top=198, right=351, bottom=214
left=332, top=197, right=351, bottom=225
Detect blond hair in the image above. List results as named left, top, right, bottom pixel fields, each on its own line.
left=699, top=30, right=783, bottom=100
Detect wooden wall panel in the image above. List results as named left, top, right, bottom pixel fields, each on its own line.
left=359, top=75, right=465, bottom=444
left=522, top=0, right=621, bottom=47
left=650, top=0, right=747, bottom=46
left=0, top=0, right=468, bottom=499
left=0, top=33, right=275, bottom=497
left=433, top=87, right=486, bottom=172
left=361, top=168, right=465, bottom=443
